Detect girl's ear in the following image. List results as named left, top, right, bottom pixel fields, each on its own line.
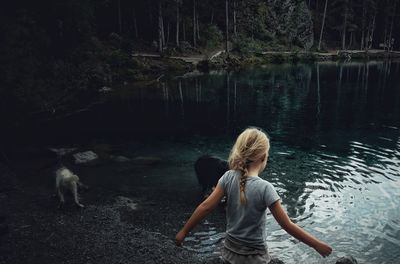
left=261, top=153, right=267, bottom=162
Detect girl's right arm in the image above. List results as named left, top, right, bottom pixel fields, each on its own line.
left=175, top=185, right=225, bottom=246
left=269, top=200, right=333, bottom=257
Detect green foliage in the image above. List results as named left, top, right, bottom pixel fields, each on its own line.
left=199, top=24, right=223, bottom=49
left=237, top=1, right=273, bottom=42
left=232, top=36, right=264, bottom=54
left=106, top=49, right=131, bottom=68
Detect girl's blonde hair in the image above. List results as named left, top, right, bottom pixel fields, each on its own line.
left=228, top=127, right=270, bottom=205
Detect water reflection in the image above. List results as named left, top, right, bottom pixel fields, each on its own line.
left=110, top=61, right=399, bottom=147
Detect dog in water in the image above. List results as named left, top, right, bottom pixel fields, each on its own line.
left=194, top=155, right=229, bottom=200
left=56, top=167, right=86, bottom=208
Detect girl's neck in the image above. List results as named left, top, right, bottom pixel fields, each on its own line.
left=247, top=166, right=261, bottom=177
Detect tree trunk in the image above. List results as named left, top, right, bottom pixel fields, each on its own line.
left=161, top=16, right=165, bottom=47
left=318, top=0, right=328, bottom=50
left=118, top=0, right=122, bottom=34
left=196, top=13, right=200, bottom=40
left=176, top=1, right=180, bottom=47
left=369, top=7, right=377, bottom=49
left=341, top=0, right=348, bottom=50
left=148, top=1, right=153, bottom=25
left=183, top=20, right=186, bottom=41
left=158, top=0, right=163, bottom=53
left=388, top=0, right=397, bottom=51
left=192, top=0, right=196, bottom=46
left=167, top=21, right=170, bottom=44
left=383, top=0, right=390, bottom=51
left=233, top=0, right=237, bottom=37
left=133, top=9, right=138, bottom=38
left=348, top=31, right=353, bottom=49
left=360, top=0, right=366, bottom=50
left=225, top=0, right=229, bottom=54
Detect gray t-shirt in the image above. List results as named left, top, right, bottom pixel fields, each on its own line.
left=218, top=170, right=280, bottom=246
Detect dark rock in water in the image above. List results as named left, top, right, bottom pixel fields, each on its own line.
left=73, top=151, right=99, bottom=165
left=270, top=258, right=285, bottom=264
left=336, top=256, right=358, bottom=264
left=194, top=155, right=228, bottom=196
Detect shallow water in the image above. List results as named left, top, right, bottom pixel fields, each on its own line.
left=4, top=60, right=400, bottom=263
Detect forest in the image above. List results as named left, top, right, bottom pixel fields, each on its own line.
left=0, top=0, right=399, bottom=113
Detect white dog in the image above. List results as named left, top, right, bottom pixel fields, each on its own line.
left=56, top=167, right=85, bottom=208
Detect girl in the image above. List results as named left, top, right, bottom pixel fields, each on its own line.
left=176, top=127, right=332, bottom=263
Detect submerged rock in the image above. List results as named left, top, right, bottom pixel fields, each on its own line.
left=336, top=256, right=358, bottom=264
left=110, top=155, right=130, bottom=162
left=48, top=147, right=77, bottom=156
left=270, top=258, right=285, bottom=264
left=73, top=151, right=99, bottom=164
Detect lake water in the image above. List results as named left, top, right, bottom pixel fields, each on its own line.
left=3, top=60, right=400, bottom=263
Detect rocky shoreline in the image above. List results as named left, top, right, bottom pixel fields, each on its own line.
left=130, top=49, right=400, bottom=81
left=0, top=162, right=215, bottom=264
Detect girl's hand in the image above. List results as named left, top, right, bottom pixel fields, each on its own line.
left=175, top=229, right=187, bottom=246
left=314, top=241, right=332, bottom=257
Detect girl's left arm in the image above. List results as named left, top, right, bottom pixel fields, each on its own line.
left=269, top=200, right=333, bottom=257
left=175, top=185, right=225, bottom=246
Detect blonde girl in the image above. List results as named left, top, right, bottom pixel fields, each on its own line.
left=176, top=127, right=332, bottom=263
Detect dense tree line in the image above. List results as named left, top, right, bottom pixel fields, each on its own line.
left=1, top=0, right=398, bottom=55
left=0, top=0, right=399, bottom=106
left=311, top=0, right=399, bottom=51
left=105, top=0, right=399, bottom=51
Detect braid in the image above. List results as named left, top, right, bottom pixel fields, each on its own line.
left=239, top=170, right=247, bottom=205
left=236, top=159, right=249, bottom=205
left=228, top=127, right=270, bottom=206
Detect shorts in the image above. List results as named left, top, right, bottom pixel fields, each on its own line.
left=221, top=246, right=271, bottom=264
left=220, top=236, right=271, bottom=264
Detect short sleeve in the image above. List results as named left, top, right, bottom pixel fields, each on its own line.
left=263, top=182, right=280, bottom=207
left=217, top=170, right=230, bottom=191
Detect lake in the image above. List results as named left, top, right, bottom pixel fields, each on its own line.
left=3, top=60, right=400, bottom=264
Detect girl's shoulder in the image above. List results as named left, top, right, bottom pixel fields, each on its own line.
left=225, top=169, right=241, bottom=178
left=219, top=170, right=239, bottom=184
